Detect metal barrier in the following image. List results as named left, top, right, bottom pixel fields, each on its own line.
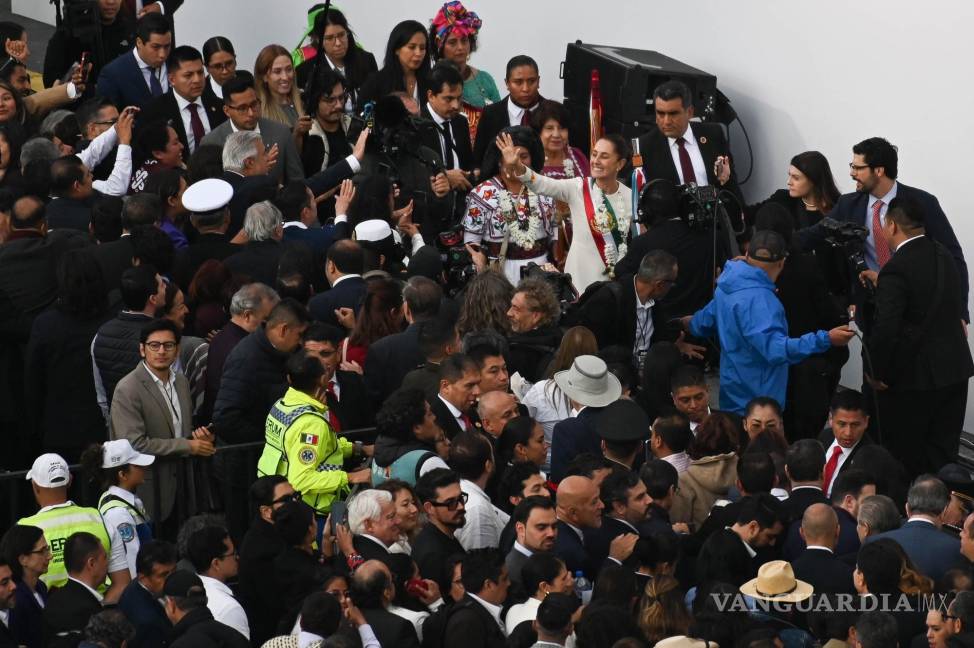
left=0, top=428, right=377, bottom=538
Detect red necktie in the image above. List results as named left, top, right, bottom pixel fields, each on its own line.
left=460, top=413, right=473, bottom=431
left=520, top=108, right=531, bottom=127
left=187, top=103, right=206, bottom=153
left=675, top=137, right=697, bottom=185
left=872, top=200, right=892, bottom=268
left=326, top=382, right=341, bottom=432
left=822, top=446, right=843, bottom=492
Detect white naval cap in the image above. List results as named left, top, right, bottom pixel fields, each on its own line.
left=182, top=178, right=234, bottom=213
left=354, top=219, right=393, bottom=243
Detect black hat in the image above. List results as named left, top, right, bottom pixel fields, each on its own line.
left=939, top=463, right=974, bottom=499
left=406, top=245, right=443, bottom=280
left=162, top=570, right=207, bottom=599
left=536, top=592, right=580, bottom=633
left=749, top=229, right=788, bottom=263
left=594, top=399, right=650, bottom=442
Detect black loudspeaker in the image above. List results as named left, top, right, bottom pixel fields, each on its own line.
left=560, top=41, right=719, bottom=153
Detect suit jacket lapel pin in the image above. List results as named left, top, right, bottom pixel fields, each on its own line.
left=699, top=136, right=707, bottom=144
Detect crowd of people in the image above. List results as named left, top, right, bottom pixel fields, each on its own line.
left=0, top=1, right=972, bottom=647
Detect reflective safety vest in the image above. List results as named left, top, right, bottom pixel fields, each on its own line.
left=19, top=502, right=112, bottom=589
left=257, top=387, right=353, bottom=514
left=98, top=492, right=154, bottom=549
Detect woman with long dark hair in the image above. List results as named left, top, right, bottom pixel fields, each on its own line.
left=0, top=525, right=50, bottom=648
left=296, top=7, right=377, bottom=110
left=358, top=20, right=431, bottom=108
left=201, top=36, right=253, bottom=103
left=24, top=250, right=110, bottom=462
left=749, top=150, right=840, bottom=228
left=340, top=277, right=404, bottom=366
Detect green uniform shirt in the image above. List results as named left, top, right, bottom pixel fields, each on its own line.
left=19, top=501, right=114, bottom=589
left=257, top=387, right=353, bottom=514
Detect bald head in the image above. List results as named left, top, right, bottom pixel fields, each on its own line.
left=477, top=391, right=518, bottom=438
left=354, top=559, right=390, bottom=583
left=556, top=476, right=603, bottom=529
left=800, top=503, right=839, bottom=549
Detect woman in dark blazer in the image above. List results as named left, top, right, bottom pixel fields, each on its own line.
left=296, top=7, right=377, bottom=110
left=201, top=36, right=255, bottom=105
left=357, top=20, right=431, bottom=110
left=0, top=525, right=51, bottom=648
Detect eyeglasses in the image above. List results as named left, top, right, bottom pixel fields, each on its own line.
left=145, top=341, right=177, bottom=352
left=208, top=60, right=236, bottom=71
left=323, top=31, right=348, bottom=43
left=29, top=545, right=52, bottom=556
left=848, top=163, right=871, bottom=171
left=271, top=491, right=303, bottom=505
left=219, top=550, right=239, bottom=560
left=321, top=92, right=349, bottom=106
left=228, top=100, right=261, bottom=113
left=431, top=492, right=469, bottom=510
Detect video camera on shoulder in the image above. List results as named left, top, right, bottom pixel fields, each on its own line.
left=520, top=262, right=578, bottom=320
left=437, top=228, right=477, bottom=297
left=636, top=178, right=720, bottom=229
left=820, top=217, right=872, bottom=293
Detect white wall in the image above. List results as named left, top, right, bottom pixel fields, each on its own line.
left=169, top=1, right=970, bottom=424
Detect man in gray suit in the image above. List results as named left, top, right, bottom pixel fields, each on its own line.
left=201, top=75, right=304, bottom=183
left=506, top=496, right=558, bottom=587
left=110, top=318, right=216, bottom=524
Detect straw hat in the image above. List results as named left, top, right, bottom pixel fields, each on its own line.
left=552, top=355, right=621, bottom=408
left=739, top=560, right=813, bottom=603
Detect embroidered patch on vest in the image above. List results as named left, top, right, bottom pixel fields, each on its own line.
left=299, top=447, right=317, bottom=465
left=118, top=523, right=136, bottom=543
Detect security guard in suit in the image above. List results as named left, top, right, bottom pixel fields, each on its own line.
left=257, top=352, right=372, bottom=516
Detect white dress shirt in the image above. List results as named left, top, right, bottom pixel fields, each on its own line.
left=209, top=76, right=223, bottom=99
left=438, top=394, right=469, bottom=432
left=199, top=575, right=250, bottom=639
left=864, top=182, right=898, bottom=271
left=507, top=99, right=538, bottom=128
left=75, top=125, right=132, bottom=197
left=667, top=125, right=708, bottom=186
left=229, top=118, right=261, bottom=135
left=143, top=363, right=183, bottom=435
left=174, top=92, right=212, bottom=153
left=457, top=479, right=510, bottom=550
left=504, top=597, right=539, bottom=636
left=895, top=234, right=925, bottom=252
left=520, top=379, right=572, bottom=470
left=661, top=451, right=690, bottom=473
left=633, top=277, right=655, bottom=359
left=133, top=49, right=168, bottom=95
left=426, top=102, right=454, bottom=169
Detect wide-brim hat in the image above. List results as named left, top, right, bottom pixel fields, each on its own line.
left=553, top=355, right=621, bottom=408
left=739, top=560, right=813, bottom=603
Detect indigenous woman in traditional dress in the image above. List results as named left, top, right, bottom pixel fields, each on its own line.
left=533, top=100, right=590, bottom=268
left=463, top=126, right=554, bottom=286
left=429, top=1, right=500, bottom=145
left=497, top=131, right=632, bottom=293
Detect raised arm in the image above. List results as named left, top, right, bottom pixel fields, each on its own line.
left=495, top=131, right=577, bottom=203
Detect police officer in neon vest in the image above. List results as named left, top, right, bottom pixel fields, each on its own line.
left=257, top=351, right=372, bottom=516
left=80, top=439, right=156, bottom=578
left=17, top=453, right=132, bottom=603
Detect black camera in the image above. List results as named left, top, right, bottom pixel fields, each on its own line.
left=820, top=217, right=872, bottom=293
left=637, top=179, right=721, bottom=229
left=436, top=229, right=476, bottom=297
left=520, top=262, right=579, bottom=320
left=678, top=183, right=721, bottom=228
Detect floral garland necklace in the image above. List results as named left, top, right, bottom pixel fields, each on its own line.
left=588, top=179, right=629, bottom=276
left=495, top=180, right=544, bottom=250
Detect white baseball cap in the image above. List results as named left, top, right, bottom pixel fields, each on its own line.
left=102, top=439, right=155, bottom=469
left=25, top=453, right=71, bottom=488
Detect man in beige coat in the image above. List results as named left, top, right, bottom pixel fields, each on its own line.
left=111, top=318, right=215, bottom=524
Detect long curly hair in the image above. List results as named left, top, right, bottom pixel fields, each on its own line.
left=458, top=269, right=513, bottom=336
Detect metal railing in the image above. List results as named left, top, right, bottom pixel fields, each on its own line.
left=1, top=428, right=377, bottom=538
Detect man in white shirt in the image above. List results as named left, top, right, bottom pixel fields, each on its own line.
left=451, top=431, right=509, bottom=551
left=186, top=525, right=249, bottom=639
left=820, top=390, right=872, bottom=497
left=649, top=413, right=692, bottom=474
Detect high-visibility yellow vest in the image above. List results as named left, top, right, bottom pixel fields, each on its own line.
left=19, top=501, right=112, bottom=589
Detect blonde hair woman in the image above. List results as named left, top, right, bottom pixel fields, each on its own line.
left=253, top=44, right=310, bottom=138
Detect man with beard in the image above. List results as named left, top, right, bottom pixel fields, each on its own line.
left=412, top=469, right=468, bottom=594
left=505, top=496, right=557, bottom=586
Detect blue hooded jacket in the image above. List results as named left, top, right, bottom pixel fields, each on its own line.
left=689, top=259, right=830, bottom=414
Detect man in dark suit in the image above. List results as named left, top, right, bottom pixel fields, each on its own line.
left=43, top=532, right=108, bottom=647
left=413, top=469, right=468, bottom=594
left=783, top=439, right=829, bottom=525
left=790, top=503, right=855, bottom=595
left=576, top=250, right=702, bottom=366
left=0, top=558, right=17, bottom=648
left=170, top=179, right=236, bottom=291
left=554, top=476, right=636, bottom=580
left=364, top=276, right=443, bottom=403
left=430, top=354, right=481, bottom=440
left=303, top=323, right=372, bottom=430
left=799, top=137, right=969, bottom=323
left=865, top=197, right=974, bottom=476
left=818, top=390, right=875, bottom=496
left=201, top=76, right=303, bottom=183
left=866, top=475, right=960, bottom=582
left=504, top=496, right=556, bottom=588
left=635, top=80, right=744, bottom=226
left=343, top=490, right=402, bottom=573
left=138, top=45, right=225, bottom=163
left=96, top=13, right=173, bottom=111
left=42, top=0, right=136, bottom=91
left=473, top=55, right=544, bottom=165
left=444, top=550, right=509, bottom=648
left=589, top=470, right=651, bottom=569
left=421, top=63, right=475, bottom=225
left=349, top=561, right=420, bottom=648
left=90, top=193, right=161, bottom=291
left=118, top=540, right=177, bottom=648
left=308, top=240, right=366, bottom=327
left=46, top=156, right=96, bottom=232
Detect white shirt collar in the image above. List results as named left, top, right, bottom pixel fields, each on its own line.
left=896, top=234, right=925, bottom=252
left=37, top=500, right=77, bottom=513
left=560, top=518, right=585, bottom=542
left=283, top=221, right=307, bottom=230
left=907, top=516, right=936, bottom=525
left=727, top=527, right=757, bottom=558
left=610, top=516, right=640, bottom=533
left=426, top=102, right=448, bottom=126
left=468, top=592, right=504, bottom=630
left=174, top=91, right=201, bottom=112
left=0, top=609, right=8, bottom=628
left=143, top=361, right=176, bottom=388
left=805, top=545, right=834, bottom=554
left=106, top=485, right=138, bottom=505
left=68, top=576, right=104, bottom=603
left=791, top=485, right=823, bottom=492
left=461, top=479, right=490, bottom=504
left=507, top=98, right=539, bottom=127
left=332, top=273, right=360, bottom=287
left=209, top=76, right=223, bottom=99
left=633, top=276, right=654, bottom=309
left=229, top=119, right=260, bottom=135
left=133, top=48, right=160, bottom=74
left=513, top=541, right=533, bottom=557
left=360, top=533, right=390, bottom=550
left=439, top=394, right=463, bottom=418
left=199, top=574, right=232, bottom=595
left=668, top=123, right=698, bottom=148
